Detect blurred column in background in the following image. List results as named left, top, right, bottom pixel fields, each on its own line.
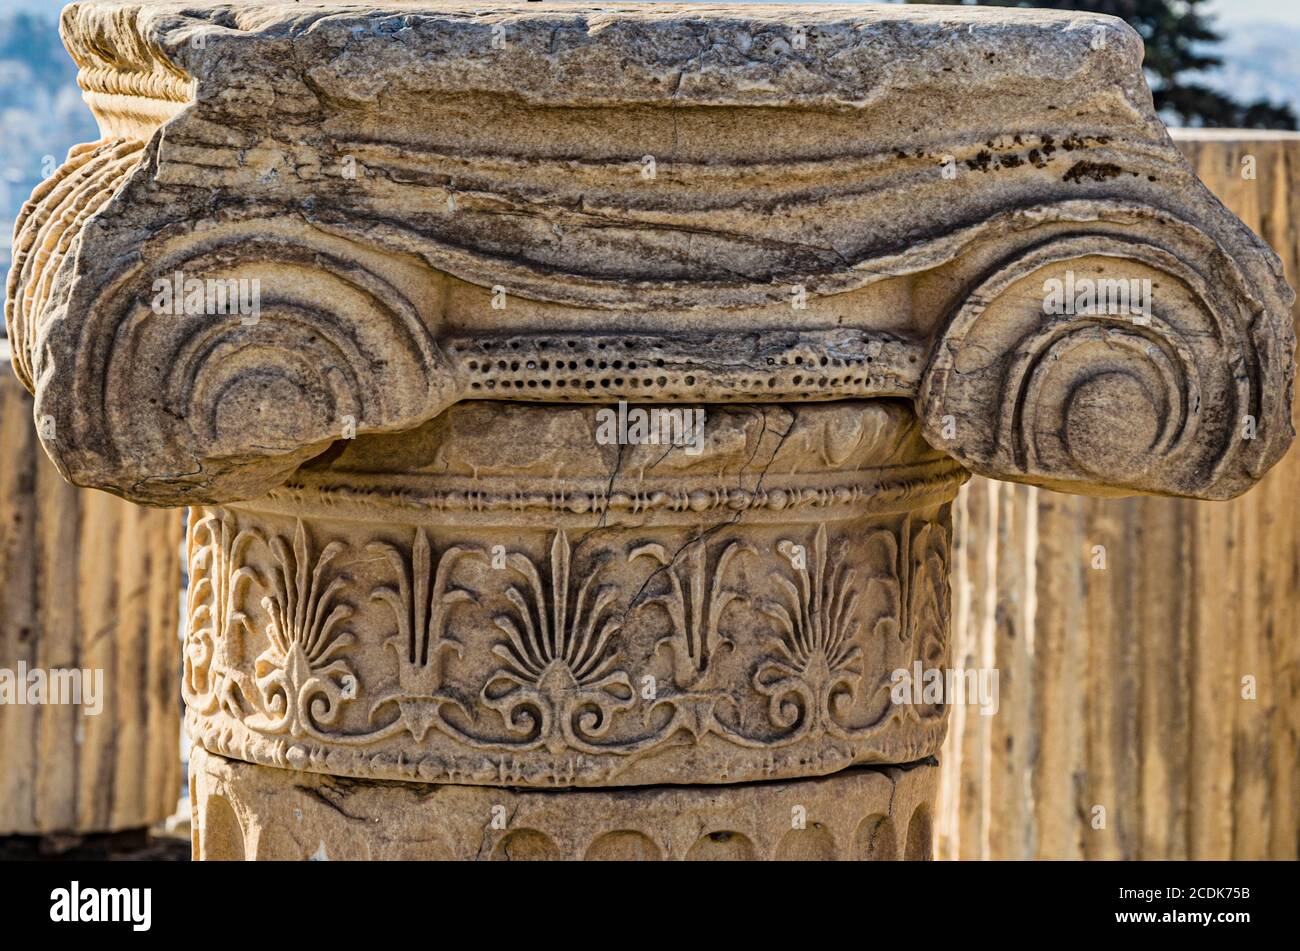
left=937, top=131, right=1300, bottom=860
left=0, top=340, right=181, bottom=853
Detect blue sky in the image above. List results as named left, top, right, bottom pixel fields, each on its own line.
left=1208, top=0, right=1300, bottom=27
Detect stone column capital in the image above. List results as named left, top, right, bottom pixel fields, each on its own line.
left=7, top=0, right=1293, bottom=504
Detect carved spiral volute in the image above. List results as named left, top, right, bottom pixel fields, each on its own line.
left=918, top=228, right=1291, bottom=499
left=33, top=219, right=449, bottom=503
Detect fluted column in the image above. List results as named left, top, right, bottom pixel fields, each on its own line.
left=0, top=342, right=181, bottom=840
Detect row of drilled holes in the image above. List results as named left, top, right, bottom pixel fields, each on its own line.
left=457, top=341, right=901, bottom=394
left=461, top=351, right=883, bottom=371
left=468, top=357, right=663, bottom=373
left=467, top=375, right=876, bottom=391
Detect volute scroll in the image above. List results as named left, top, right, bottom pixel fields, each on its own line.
left=917, top=216, right=1295, bottom=500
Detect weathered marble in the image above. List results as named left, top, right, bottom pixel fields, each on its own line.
left=190, top=745, right=937, bottom=861
left=8, top=2, right=1291, bottom=505
left=184, top=400, right=960, bottom=787
left=7, top=2, right=1293, bottom=860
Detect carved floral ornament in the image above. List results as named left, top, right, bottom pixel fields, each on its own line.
left=180, top=421, right=959, bottom=785
left=182, top=509, right=953, bottom=785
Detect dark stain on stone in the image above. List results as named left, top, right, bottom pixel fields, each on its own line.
left=967, top=150, right=993, bottom=172
left=1063, top=160, right=1122, bottom=183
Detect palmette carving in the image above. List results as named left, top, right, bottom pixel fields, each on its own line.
left=632, top=539, right=747, bottom=691
left=483, top=531, right=634, bottom=755
left=629, top=538, right=749, bottom=741
left=756, top=525, right=872, bottom=742
left=904, top=518, right=952, bottom=725
left=184, top=516, right=949, bottom=784
left=247, top=520, right=358, bottom=740
left=177, top=400, right=960, bottom=785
